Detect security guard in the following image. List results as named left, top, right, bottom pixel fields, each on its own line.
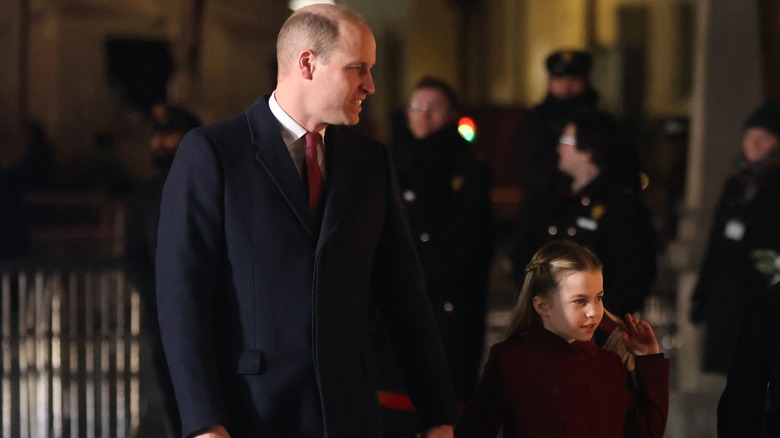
left=691, top=101, right=780, bottom=374
left=514, top=50, right=641, bottom=220
left=377, top=77, right=494, bottom=437
left=511, top=108, right=656, bottom=318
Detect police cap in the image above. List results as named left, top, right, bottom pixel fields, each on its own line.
left=545, top=50, right=592, bottom=78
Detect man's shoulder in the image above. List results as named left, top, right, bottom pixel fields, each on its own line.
left=197, top=112, right=251, bottom=137
left=328, top=125, right=383, bottom=146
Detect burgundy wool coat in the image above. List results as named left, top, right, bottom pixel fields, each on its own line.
left=457, top=327, right=669, bottom=438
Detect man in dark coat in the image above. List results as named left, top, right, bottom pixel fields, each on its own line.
left=691, top=101, right=780, bottom=373
left=155, top=5, right=457, bottom=438
left=379, top=77, right=494, bottom=436
left=124, top=104, right=201, bottom=437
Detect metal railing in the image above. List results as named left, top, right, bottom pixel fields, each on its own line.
left=1, top=261, right=140, bottom=438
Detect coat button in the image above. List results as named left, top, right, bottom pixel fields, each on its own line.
left=548, top=226, right=558, bottom=235
left=444, top=302, right=454, bottom=312
left=403, top=190, right=416, bottom=202
left=419, top=232, right=430, bottom=242
left=567, top=227, right=576, bottom=236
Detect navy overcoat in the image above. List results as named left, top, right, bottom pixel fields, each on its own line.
left=156, top=96, right=457, bottom=437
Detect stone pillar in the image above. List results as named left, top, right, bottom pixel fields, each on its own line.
left=672, top=0, right=762, bottom=391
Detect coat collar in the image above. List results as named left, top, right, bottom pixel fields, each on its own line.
left=246, top=95, right=356, bottom=243
left=520, top=326, right=602, bottom=356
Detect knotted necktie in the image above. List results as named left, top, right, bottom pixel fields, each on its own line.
left=305, top=131, right=323, bottom=212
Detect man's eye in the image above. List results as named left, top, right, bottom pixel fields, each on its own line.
left=350, top=65, right=369, bottom=75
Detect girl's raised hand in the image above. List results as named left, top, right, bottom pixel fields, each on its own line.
left=621, top=313, right=660, bottom=355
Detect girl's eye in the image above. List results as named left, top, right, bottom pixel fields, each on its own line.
left=596, top=295, right=603, bottom=302
left=574, top=299, right=587, bottom=305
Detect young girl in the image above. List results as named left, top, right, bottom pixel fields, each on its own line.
left=456, top=240, right=669, bottom=437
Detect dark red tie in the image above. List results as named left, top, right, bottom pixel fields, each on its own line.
left=305, top=131, right=323, bottom=212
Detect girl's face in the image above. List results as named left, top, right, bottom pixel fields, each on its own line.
left=533, top=270, right=604, bottom=342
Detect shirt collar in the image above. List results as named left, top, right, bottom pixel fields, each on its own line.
left=268, top=92, right=326, bottom=144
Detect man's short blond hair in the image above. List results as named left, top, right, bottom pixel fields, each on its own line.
left=276, top=4, right=366, bottom=77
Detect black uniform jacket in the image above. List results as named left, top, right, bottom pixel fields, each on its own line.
left=383, top=123, right=494, bottom=402
left=511, top=175, right=657, bottom=316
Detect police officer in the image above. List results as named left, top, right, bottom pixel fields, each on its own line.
left=378, top=77, right=494, bottom=437
left=511, top=108, right=656, bottom=318
left=514, top=50, right=641, bottom=214
left=691, top=101, right=780, bottom=374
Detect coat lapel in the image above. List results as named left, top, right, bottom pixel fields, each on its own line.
left=318, top=126, right=357, bottom=251
left=245, top=96, right=317, bottom=237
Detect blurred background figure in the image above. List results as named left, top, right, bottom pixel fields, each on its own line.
left=124, top=104, right=201, bottom=438
left=717, top=282, right=780, bottom=437
left=0, top=121, right=56, bottom=261
left=510, top=108, right=656, bottom=320
left=514, top=49, right=641, bottom=214
left=690, top=101, right=780, bottom=374
left=0, top=164, right=32, bottom=261
left=377, top=77, right=494, bottom=437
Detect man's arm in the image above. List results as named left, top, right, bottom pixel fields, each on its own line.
left=156, top=130, right=228, bottom=436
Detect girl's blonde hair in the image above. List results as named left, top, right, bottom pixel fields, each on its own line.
left=503, top=240, right=602, bottom=340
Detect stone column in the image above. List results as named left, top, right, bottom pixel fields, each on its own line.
left=672, top=0, right=762, bottom=391
left=664, top=2, right=764, bottom=435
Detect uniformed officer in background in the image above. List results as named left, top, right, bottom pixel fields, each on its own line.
left=691, top=100, right=780, bottom=374
left=513, top=50, right=641, bottom=220
left=510, top=107, right=656, bottom=319
left=377, top=77, right=494, bottom=437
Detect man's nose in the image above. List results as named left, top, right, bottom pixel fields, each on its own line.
left=363, top=71, right=375, bottom=95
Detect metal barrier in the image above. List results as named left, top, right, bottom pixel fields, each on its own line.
left=1, top=262, right=140, bottom=438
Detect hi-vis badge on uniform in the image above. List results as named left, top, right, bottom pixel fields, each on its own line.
left=724, top=219, right=745, bottom=241
left=576, top=216, right=598, bottom=231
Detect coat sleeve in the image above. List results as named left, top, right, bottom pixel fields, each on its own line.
left=717, top=290, right=773, bottom=437
left=624, top=355, right=670, bottom=438
left=371, top=145, right=459, bottom=429
left=455, top=344, right=506, bottom=438
left=156, top=130, right=228, bottom=436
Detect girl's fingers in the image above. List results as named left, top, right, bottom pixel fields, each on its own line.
left=625, top=313, right=638, bottom=335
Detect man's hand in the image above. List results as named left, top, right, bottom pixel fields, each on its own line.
left=193, top=425, right=230, bottom=438
left=417, top=424, right=454, bottom=438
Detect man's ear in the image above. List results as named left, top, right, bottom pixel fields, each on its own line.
left=298, top=50, right=316, bottom=80
left=532, top=296, right=547, bottom=317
